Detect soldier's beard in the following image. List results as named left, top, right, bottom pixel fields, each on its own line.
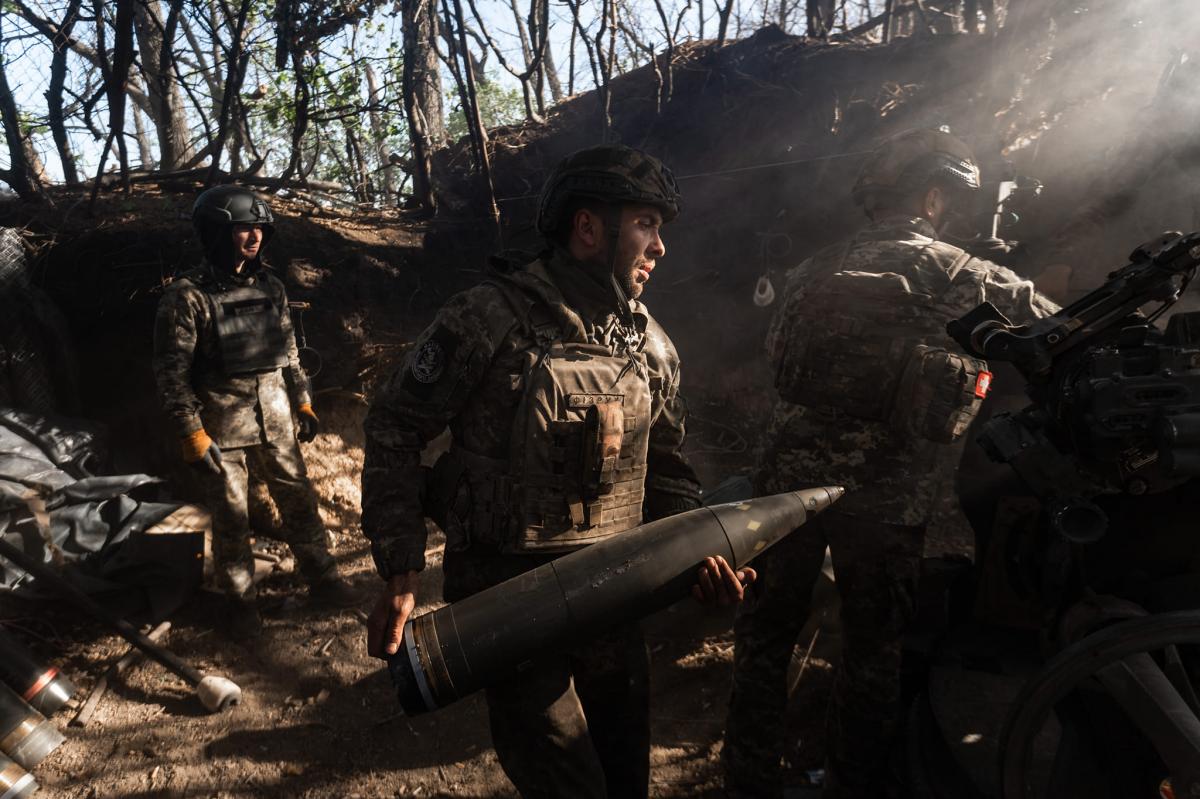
left=617, top=261, right=643, bottom=300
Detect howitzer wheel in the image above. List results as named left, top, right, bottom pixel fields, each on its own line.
left=999, top=610, right=1200, bottom=799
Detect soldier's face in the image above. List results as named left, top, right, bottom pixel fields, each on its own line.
left=607, top=205, right=666, bottom=300
left=230, top=224, right=264, bottom=268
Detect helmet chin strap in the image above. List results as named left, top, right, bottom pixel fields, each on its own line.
left=603, top=206, right=636, bottom=330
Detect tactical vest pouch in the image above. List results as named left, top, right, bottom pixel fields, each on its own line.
left=889, top=345, right=989, bottom=444
left=209, top=285, right=289, bottom=375
left=507, top=343, right=652, bottom=553
left=426, top=447, right=510, bottom=552
left=773, top=270, right=942, bottom=420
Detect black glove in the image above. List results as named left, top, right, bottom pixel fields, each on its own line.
left=197, top=441, right=223, bottom=474
left=297, top=403, right=320, bottom=443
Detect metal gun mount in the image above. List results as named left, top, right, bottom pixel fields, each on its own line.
left=910, top=230, right=1200, bottom=798
left=948, top=230, right=1200, bottom=379
left=947, top=231, right=1200, bottom=544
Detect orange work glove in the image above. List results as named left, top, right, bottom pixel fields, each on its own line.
left=181, top=429, right=222, bottom=474
left=297, top=403, right=319, bottom=443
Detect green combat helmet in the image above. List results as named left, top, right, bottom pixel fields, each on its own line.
left=192, top=185, right=276, bottom=267
left=535, top=144, right=681, bottom=238
left=851, top=128, right=981, bottom=214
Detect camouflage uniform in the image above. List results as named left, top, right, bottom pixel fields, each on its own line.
left=153, top=262, right=334, bottom=598
left=723, top=215, right=1059, bottom=798
left=362, top=247, right=701, bottom=799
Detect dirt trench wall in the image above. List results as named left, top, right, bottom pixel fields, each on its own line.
left=6, top=7, right=1200, bottom=511
left=0, top=194, right=484, bottom=500
left=442, top=12, right=1200, bottom=409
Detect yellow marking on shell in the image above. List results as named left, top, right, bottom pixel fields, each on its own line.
left=736, top=504, right=751, bottom=511
left=753, top=540, right=766, bottom=552
left=747, top=520, right=761, bottom=531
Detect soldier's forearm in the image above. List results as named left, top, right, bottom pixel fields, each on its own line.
left=153, top=368, right=206, bottom=437
left=365, top=522, right=430, bottom=577
left=361, top=445, right=430, bottom=578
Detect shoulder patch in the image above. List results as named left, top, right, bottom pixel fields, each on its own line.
left=411, top=340, right=446, bottom=383
left=402, top=325, right=461, bottom=398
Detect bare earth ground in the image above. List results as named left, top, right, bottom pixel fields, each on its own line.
left=6, top=393, right=972, bottom=799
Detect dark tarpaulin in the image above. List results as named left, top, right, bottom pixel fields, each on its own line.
left=0, top=407, right=203, bottom=619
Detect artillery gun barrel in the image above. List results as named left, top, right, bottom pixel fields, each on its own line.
left=389, top=487, right=844, bottom=715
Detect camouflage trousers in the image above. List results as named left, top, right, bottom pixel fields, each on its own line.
left=444, top=551, right=651, bottom=799
left=722, top=510, right=922, bottom=799
left=195, top=436, right=333, bottom=599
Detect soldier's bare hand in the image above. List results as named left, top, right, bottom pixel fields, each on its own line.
left=367, top=571, right=419, bottom=659
left=691, top=555, right=756, bottom=608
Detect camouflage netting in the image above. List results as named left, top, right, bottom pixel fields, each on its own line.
left=0, top=227, right=79, bottom=416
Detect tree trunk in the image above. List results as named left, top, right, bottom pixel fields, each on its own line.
left=46, top=0, right=82, bottom=185
left=95, top=0, right=136, bottom=192
left=505, top=0, right=541, bottom=120
left=133, top=0, right=194, bottom=170
left=404, top=0, right=446, bottom=148
left=11, top=0, right=155, bottom=118
left=364, top=63, right=397, bottom=197
left=131, top=97, right=155, bottom=167
left=806, top=0, right=836, bottom=36
left=717, top=0, right=736, bottom=44
left=401, top=0, right=442, bottom=211
left=542, top=27, right=563, bottom=101
left=447, top=0, right=498, bottom=221
left=0, top=26, right=39, bottom=199
left=205, top=0, right=252, bottom=185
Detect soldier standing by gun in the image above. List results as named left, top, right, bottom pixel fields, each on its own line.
left=361, top=145, right=754, bottom=799
left=722, top=129, right=1060, bottom=799
left=153, top=186, right=360, bottom=640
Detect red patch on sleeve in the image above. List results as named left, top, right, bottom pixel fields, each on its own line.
left=974, top=370, right=993, bottom=399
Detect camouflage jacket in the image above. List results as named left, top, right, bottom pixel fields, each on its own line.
left=152, top=262, right=309, bottom=449
left=362, top=247, right=702, bottom=577
left=757, top=215, right=1060, bottom=526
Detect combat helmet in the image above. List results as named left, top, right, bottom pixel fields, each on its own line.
left=852, top=128, right=981, bottom=213
left=192, top=185, right=275, bottom=266
left=536, top=145, right=681, bottom=238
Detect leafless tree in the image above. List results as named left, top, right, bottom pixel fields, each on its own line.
left=133, top=0, right=194, bottom=169
left=807, top=0, right=836, bottom=36
left=45, top=0, right=84, bottom=185
left=0, top=17, right=43, bottom=199
left=402, top=0, right=442, bottom=211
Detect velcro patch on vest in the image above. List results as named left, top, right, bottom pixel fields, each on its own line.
left=403, top=325, right=461, bottom=399
left=223, top=297, right=273, bottom=316
left=568, top=394, right=624, bottom=407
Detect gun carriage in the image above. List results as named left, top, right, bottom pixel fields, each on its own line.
left=912, top=232, right=1200, bottom=798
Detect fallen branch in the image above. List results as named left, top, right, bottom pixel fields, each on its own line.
left=71, top=621, right=171, bottom=727
left=836, top=2, right=915, bottom=38
left=85, top=166, right=347, bottom=194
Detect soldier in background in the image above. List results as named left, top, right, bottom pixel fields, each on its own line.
left=362, top=145, right=754, bottom=799
left=722, top=129, right=1060, bottom=798
left=153, top=186, right=359, bottom=640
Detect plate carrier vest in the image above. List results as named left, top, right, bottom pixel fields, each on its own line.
left=429, top=275, right=655, bottom=554
left=193, top=270, right=289, bottom=376
left=771, top=239, right=991, bottom=444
